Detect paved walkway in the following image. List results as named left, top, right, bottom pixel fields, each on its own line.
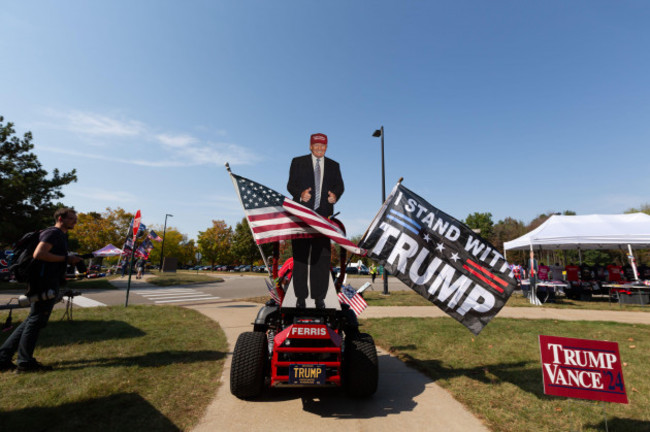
left=188, top=302, right=490, bottom=432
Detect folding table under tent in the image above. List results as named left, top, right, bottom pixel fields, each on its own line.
left=503, top=213, right=650, bottom=304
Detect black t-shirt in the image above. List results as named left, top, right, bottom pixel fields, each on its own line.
left=35, top=227, right=68, bottom=280
left=580, top=265, right=593, bottom=281
left=623, top=265, right=636, bottom=281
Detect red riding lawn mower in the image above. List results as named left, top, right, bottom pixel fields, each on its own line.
left=229, top=227, right=379, bottom=400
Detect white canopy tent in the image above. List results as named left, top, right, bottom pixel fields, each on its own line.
left=504, top=213, right=650, bottom=252
left=504, top=213, right=650, bottom=281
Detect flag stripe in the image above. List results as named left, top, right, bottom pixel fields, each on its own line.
left=462, top=264, right=504, bottom=293
left=389, top=209, right=422, bottom=230
left=466, top=259, right=508, bottom=287
left=387, top=214, right=420, bottom=235
left=337, top=292, right=367, bottom=316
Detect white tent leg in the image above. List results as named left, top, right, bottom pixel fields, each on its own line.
left=627, top=244, right=639, bottom=282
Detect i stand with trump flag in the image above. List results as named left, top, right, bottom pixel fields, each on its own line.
left=359, top=181, right=517, bottom=335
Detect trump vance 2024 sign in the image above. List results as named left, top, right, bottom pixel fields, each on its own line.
left=539, top=335, right=628, bottom=404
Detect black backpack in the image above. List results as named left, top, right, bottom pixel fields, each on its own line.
left=8, top=231, right=42, bottom=283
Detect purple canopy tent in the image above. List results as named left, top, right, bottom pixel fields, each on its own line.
left=92, top=244, right=123, bottom=257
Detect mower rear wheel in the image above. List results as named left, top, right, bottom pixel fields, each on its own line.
left=344, top=332, right=378, bottom=397
left=230, top=331, right=268, bottom=399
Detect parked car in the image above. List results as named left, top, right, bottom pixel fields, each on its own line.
left=345, top=266, right=359, bottom=275
left=357, top=264, right=369, bottom=275
left=240, top=265, right=252, bottom=272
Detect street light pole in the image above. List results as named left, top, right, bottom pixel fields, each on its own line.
left=159, top=213, right=173, bottom=272
left=372, top=126, right=389, bottom=295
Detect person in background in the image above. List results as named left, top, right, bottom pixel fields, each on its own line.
left=0, top=208, right=82, bottom=373
left=370, top=264, right=378, bottom=283
left=136, top=258, right=145, bottom=279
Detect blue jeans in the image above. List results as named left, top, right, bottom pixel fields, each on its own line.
left=0, top=293, right=57, bottom=365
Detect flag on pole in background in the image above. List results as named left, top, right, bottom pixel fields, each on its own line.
left=229, top=172, right=365, bottom=256
left=337, top=284, right=368, bottom=316
left=148, top=230, right=163, bottom=242
left=122, top=237, right=134, bottom=255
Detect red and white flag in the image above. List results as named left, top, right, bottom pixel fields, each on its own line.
left=338, top=285, right=368, bottom=316
left=230, top=172, right=365, bottom=256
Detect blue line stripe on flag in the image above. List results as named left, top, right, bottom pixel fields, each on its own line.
left=387, top=214, right=420, bottom=235
left=389, top=209, right=421, bottom=229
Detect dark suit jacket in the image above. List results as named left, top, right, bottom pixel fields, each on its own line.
left=287, top=154, right=344, bottom=217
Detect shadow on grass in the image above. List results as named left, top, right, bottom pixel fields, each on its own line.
left=399, top=354, right=547, bottom=398
left=56, top=349, right=226, bottom=370
left=0, top=392, right=180, bottom=432
left=587, top=417, right=650, bottom=432
left=248, top=352, right=424, bottom=419
left=26, top=320, right=147, bottom=348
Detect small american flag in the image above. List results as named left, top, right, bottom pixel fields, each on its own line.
left=338, top=285, right=368, bottom=316
left=230, top=172, right=365, bottom=256
left=148, top=230, right=163, bottom=242
left=264, top=279, right=282, bottom=304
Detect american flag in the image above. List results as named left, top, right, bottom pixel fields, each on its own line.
left=135, top=239, right=155, bottom=259
left=122, top=237, right=134, bottom=255
left=148, top=230, right=163, bottom=242
left=264, top=279, right=282, bottom=304
left=230, top=172, right=365, bottom=256
left=338, top=285, right=368, bottom=316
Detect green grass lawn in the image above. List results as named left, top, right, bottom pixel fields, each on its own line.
left=0, top=305, right=227, bottom=432
left=361, top=317, right=650, bottom=432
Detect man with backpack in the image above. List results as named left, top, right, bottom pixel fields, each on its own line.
left=0, top=208, right=82, bottom=373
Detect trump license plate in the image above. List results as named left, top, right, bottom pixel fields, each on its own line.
left=289, top=364, right=326, bottom=385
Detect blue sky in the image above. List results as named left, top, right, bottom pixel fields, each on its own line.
left=3, top=1, right=649, bottom=240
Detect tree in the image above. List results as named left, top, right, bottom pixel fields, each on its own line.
left=0, top=116, right=77, bottom=245
left=625, top=204, right=650, bottom=215
left=231, top=218, right=271, bottom=267
left=69, top=207, right=134, bottom=254
left=465, top=212, right=494, bottom=243
left=148, top=228, right=195, bottom=266
left=197, top=220, right=233, bottom=267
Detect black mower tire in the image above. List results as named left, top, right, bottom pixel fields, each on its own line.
left=230, top=331, right=268, bottom=399
left=344, top=332, right=379, bottom=397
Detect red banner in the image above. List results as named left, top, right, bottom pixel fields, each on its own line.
left=133, top=210, right=141, bottom=241
left=539, top=335, right=628, bottom=404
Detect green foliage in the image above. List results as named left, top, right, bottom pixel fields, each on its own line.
left=465, top=212, right=494, bottom=242
left=197, top=220, right=233, bottom=266
left=69, top=207, right=134, bottom=254
left=231, top=217, right=271, bottom=266
left=147, top=227, right=195, bottom=266
left=0, top=116, right=77, bottom=246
